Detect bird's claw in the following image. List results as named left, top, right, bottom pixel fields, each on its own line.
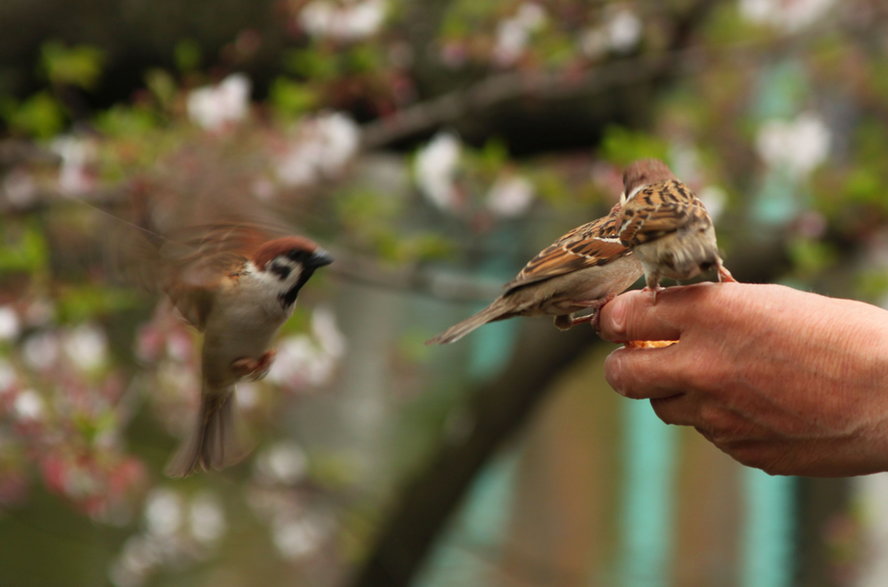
left=717, top=264, right=736, bottom=283
left=642, top=285, right=663, bottom=305
left=231, top=350, right=277, bottom=381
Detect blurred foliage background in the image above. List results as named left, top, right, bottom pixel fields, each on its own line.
left=3, top=0, right=888, bottom=585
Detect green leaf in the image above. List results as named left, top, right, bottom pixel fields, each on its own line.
left=476, top=139, right=509, bottom=174
left=56, top=285, right=139, bottom=324
left=345, top=46, right=382, bottom=73
left=600, top=125, right=669, bottom=165
left=269, top=77, right=318, bottom=119
left=0, top=223, right=49, bottom=274
left=145, top=68, right=177, bottom=107
left=174, top=39, right=202, bottom=72
left=94, top=103, right=158, bottom=137
left=41, top=41, right=105, bottom=89
left=281, top=48, right=337, bottom=80
left=787, top=237, right=837, bottom=278
left=2, top=91, right=65, bottom=138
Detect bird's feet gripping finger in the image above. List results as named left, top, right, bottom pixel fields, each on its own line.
left=231, top=350, right=277, bottom=381
left=717, top=264, right=736, bottom=283
left=642, top=285, right=664, bottom=305
left=554, top=312, right=598, bottom=331
left=553, top=296, right=614, bottom=331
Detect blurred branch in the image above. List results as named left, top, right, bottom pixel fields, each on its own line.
left=359, top=50, right=692, bottom=150
left=348, top=322, right=597, bottom=587
left=360, top=0, right=721, bottom=150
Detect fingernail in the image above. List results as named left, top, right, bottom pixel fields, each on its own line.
left=603, top=349, right=627, bottom=396
left=604, top=296, right=627, bottom=340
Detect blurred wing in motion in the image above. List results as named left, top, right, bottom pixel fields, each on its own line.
left=118, top=220, right=290, bottom=330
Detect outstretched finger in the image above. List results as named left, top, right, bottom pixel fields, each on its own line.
left=598, top=283, right=728, bottom=343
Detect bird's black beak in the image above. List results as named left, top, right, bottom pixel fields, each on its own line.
left=309, top=248, right=333, bottom=269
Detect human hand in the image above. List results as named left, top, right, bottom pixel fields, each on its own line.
left=598, top=282, right=888, bottom=476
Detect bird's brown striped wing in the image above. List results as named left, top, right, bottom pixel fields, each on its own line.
left=618, top=179, right=711, bottom=246
left=503, top=214, right=630, bottom=293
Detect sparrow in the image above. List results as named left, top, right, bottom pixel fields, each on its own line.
left=426, top=202, right=643, bottom=344
left=618, top=158, right=734, bottom=301
left=147, top=223, right=333, bottom=477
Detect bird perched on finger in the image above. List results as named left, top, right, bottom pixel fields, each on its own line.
left=134, top=223, right=333, bottom=477
left=618, top=158, right=734, bottom=301
left=426, top=202, right=643, bottom=344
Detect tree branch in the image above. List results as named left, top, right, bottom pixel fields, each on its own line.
left=347, top=322, right=597, bottom=587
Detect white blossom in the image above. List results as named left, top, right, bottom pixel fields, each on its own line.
left=275, top=112, right=360, bottom=187
left=580, top=5, right=642, bottom=58
left=265, top=308, right=343, bottom=388
left=605, top=7, right=642, bottom=52
left=492, top=3, right=547, bottom=65
left=271, top=517, right=322, bottom=559
left=186, top=74, right=251, bottom=131
left=415, top=132, right=461, bottom=212
left=255, top=442, right=308, bottom=484
left=756, top=112, right=831, bottom=177
left=235, top=381, right=260, bottom=410
left=486, top=175, right=535, bottom=218
left=14, top=389, right=44, bottom=421
left=51, top=135, right=96, bottom=195
left=739, top=0, right=835, bottom=32
left=311, top=306, right=346, bottom=359
left=300, top=0, right=387, bottom=42
left=165, top=330, right=193, bottom=363
left=63, top=324, right=108, bottom=371
left=189, top=493, right=226, bottom=545
left=698, top=185, right=727, bottom=223
left=145, top=489, right=183, bottom=538
left=0, top=306, right=20, bottom=341
left=266, top=335, right=336, bottom=387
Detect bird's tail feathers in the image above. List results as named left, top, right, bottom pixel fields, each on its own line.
left=164, top=384, right=251, bottom=478
left=425, top=299, right=511, bottom=345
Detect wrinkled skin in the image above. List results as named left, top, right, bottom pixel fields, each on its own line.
left=598, top=282, right=888, bottom=477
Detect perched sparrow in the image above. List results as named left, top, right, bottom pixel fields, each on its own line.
left=150, top=224, right=333, bottom=477
left=618, top=158, right=734, bottom=300
left=427, top=203, right=643, bottom=344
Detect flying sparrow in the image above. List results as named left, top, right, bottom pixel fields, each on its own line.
left=618, top=158, right=734, bottom=301
left=426, top=203, right=643, bottom=344
left=147, top=224, right=333, bottom=477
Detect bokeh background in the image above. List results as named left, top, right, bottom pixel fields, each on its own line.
left=2, top=0, right=888, bottom=585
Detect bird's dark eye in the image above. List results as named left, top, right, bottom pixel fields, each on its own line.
left=269, top=260, right=292, bottom=279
